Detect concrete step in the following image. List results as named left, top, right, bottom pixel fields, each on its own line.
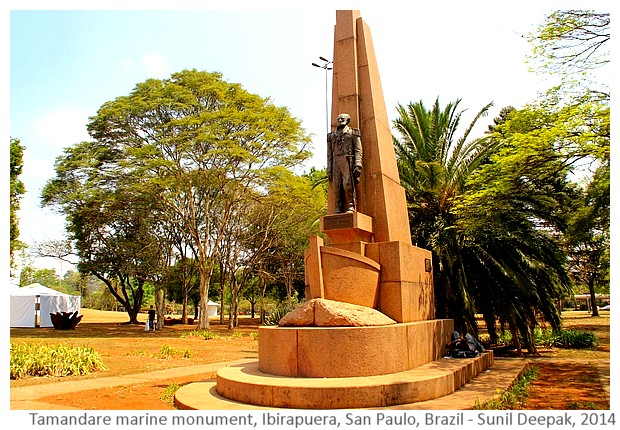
left=175, top=352, right=516, bottom=410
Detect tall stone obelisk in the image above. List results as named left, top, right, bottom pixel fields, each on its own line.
left=329, top=10, right=410, bottom=244
left=307, top=10, right=435, bottom=323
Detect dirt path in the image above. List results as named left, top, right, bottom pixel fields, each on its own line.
left=522, top=358, right=610, bottom=410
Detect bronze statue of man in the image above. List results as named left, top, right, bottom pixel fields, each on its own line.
left=327, top=113, right=362, bottom=213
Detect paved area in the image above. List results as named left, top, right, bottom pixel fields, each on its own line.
left=10, top=359, right=255, bottom=410
left=11, top=357, right=529, bottom=410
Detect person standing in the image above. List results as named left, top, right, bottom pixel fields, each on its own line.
left=147, top=305, right=156, bottom=332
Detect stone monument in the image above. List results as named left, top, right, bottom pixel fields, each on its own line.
left=305, top=9, right=436, bottom=324
left=174, top=10, right=493, bottom=410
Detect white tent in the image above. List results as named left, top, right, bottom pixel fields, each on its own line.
left=207, top=300, right=220, bottom=317
left=10, top=283, right=81, bottom=328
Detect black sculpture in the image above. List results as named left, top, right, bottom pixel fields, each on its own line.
left=50, top=311, right=82, bottom=330
left=327, top=113, right=362, bottom=213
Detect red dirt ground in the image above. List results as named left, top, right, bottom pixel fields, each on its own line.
left=10, top=309, right=611, bottom=410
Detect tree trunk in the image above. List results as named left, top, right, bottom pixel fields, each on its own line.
left=219, top=260, right=226, bottom=325
left=259, top=277, right=267, bottom=324
left=509, top=321, right=523, bottom=357
left=181, top=281, right=189, bottom=324
left=228, top=281, right=239, bottom=330
left=155, top=286, right=165, bottom=330
left=198, top=269, right=211, bottom=330
left=588, top=277, right=599, bottom=317
left=94, top=272, right=142, bottom=324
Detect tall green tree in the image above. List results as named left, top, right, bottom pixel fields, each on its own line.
left=43, top=164, right=164, bottom=323
left=455, top=105, right=577, bottom=353
left=44, top=69, right=310, bottom=329
left=260, top=169, right=326, bottom=304
left=393, top=97, right=582, bottom=355
left=19, top=266, right=60, bottom=289
left=10, top=138, right=26, bottom=269
left=527, top=9, right=610, bottom=318
left=564, top=164, right=610, bottom=316
left=222, top=168, right=326, bottom=326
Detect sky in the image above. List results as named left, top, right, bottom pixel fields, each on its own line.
left=3, top=0, right=613, bottom=280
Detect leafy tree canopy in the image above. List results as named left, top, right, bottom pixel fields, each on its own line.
left=42, top=69, right=312, bottom=327
left=10, top=138, right=26, bottom=266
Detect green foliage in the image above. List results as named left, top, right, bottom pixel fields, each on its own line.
left=180, top=329, right=221, bottom=340
left=19, top=266, right=61, bottom=288
left=474, top=366, right=538, bottom=410
left=553, top=330, right=598, bottom=349
left=491, top=328, right=597, bottom=350
left=41, top=69, right=313, bottom=329
left=264, top=302, right=295, bottom=326
left=567, top=401, right=598, bottom=410
left=392, top=97, right=495, bottom=332
left=10, top=137, right=26, bottom=265
left=564, top=160, right=610, bottom=314
left=532, top=328, right=557, bottom=349
left=160, top=383, right=180, bottom=404
left=10, top=343, right=107, bottom=379
left=123, top=349, right=149, bottom=357
left=452, top=99, right=612, bottom=351
left=157, top=345, right=193, bottom=359
left=528, top=11, right=609, bottom=77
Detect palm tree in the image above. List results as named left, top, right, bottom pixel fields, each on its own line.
left=393, top=98, right=495, bottom=332
left=393, top=98, right=571, bottom=355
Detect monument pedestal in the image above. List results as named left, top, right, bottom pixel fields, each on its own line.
left=258, top=320, right=453, bottom=378
left=320, top=211, right=374, bottom=253
left=306, top=211, right=435, bottom=323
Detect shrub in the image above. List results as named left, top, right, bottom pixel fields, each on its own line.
left=553, top=330, right=598, bottom=349
left=157, top=345, right=192, bottom=359
left=493, top=330, right=514, bottom=346
left=567, top=401, right=598, bottom=410
left=10, top=342, right=107, bottom=379
left=123, top=348, right=149, bottom=357
left=160, top=383, right=179, bottom=404
left=264, top=303, right=294, bottom=326
left=532, top=328, right=556, bottom=349
left=492, top=328, right=598, bottom=350
left=180, top=329, right=221, bottom=340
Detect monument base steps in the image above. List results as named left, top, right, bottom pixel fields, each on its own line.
left=175, top=352, right=496, bottom=410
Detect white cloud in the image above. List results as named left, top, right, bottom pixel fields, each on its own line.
left=141, top=53, right=169, bottom=78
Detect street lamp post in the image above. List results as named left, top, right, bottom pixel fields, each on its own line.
left=312, top=56, right=333, bottom=135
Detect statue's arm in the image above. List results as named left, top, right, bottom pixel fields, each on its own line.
left=352, top=129, right=363, bottom=169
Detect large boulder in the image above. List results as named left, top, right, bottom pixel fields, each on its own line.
left=279, top=298, right=396, bottom=327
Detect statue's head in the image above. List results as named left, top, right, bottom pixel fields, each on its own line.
left=336, top=113, right=351, bottom=127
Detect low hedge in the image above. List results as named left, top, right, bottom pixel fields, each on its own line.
left=10, top=342, right=107, bottom=379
